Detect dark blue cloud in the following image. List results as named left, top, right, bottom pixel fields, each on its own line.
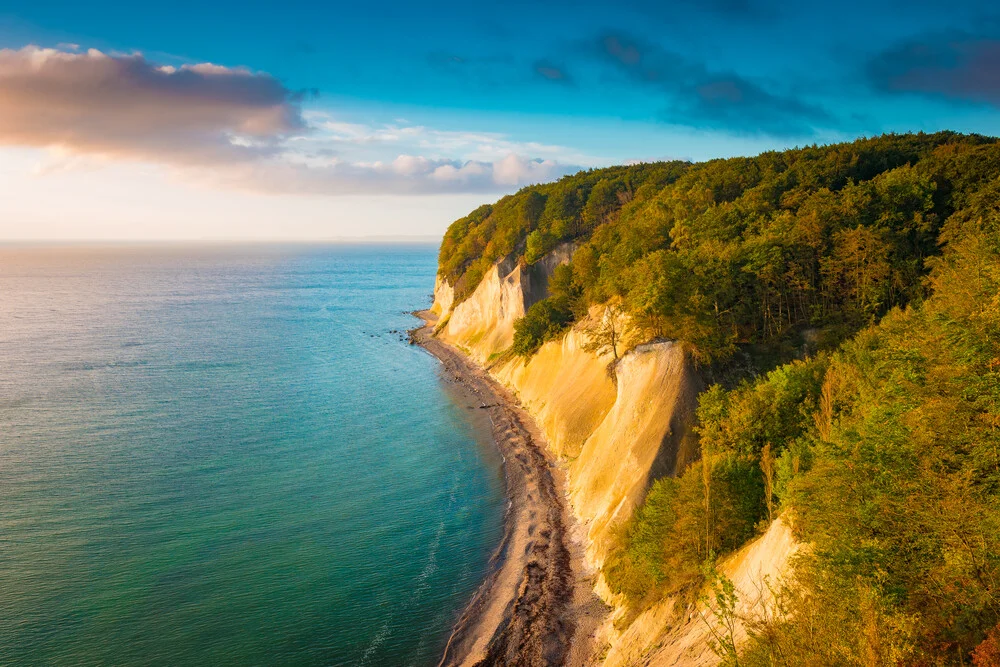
left=533, top=60, right=575, bottom=85
left=869, top=32, right=1000, bottom=107
left=596, top=33, right=834, bottom=137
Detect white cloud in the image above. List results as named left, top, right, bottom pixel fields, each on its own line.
left=0, top=45, right=302, bottom=165
left=186, top=152, right=576, bottom=195
left=0, top=45, right=591, bottom=195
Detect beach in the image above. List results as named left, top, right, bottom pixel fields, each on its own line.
left=411, top=311, right=606, bottom=667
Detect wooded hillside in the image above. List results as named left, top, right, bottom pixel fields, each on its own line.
left=438, top=132, right=1000, bottom=665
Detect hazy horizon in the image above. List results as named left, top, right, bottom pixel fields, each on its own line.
left=0, top=236, right=444, bottom=245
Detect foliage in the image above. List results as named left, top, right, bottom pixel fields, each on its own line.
left=973, top=624, right=1000, bottom=667
left=603, top=453, right=765, bottom=607
left=699, top=564, right=743, bottom=666
left=511, top=297, right=573, bottom=356
left=737, top=212, right=1000, bottom=664
left=582, top=303, right=627, bottom=360
left=440, top=132, right=1000, bottom=362
left=604, top=153, right=1000, bottom=664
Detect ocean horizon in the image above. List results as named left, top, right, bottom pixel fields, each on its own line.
left=0, top=243, right=506, bottom=665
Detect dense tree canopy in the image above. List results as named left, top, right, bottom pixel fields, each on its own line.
left=440, top=132, right=1000, bottom=363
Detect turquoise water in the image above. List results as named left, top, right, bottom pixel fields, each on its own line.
left=0, top=244, right=505, bottom=666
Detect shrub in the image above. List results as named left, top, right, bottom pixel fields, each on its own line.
left=511, top=297, right=573, bottom=356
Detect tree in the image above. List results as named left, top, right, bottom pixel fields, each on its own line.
left=760, top=443, right=776, bottom=524
left=699, top=564, right=742, bottom=667
left=524, top=229, right=555, bottom=264
left=703, top=446, right=713, bottom=557
left=583, top=303, right=627, bottom=360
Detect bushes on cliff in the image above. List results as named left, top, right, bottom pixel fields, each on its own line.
left=604, top=454, right=765, bottom=609
left=698, top=360, right=826, bottom=455
left=610, top=211, right=1000, bottom=663
left=438, top=162, right=689, bottom=301
left=606, top=356, right=827, bottom=609
left=511, top=297, right=574, bottom=356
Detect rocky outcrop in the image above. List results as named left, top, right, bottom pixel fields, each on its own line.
left=431, top=275, right=454, bottom=319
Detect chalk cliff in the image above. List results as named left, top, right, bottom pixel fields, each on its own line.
left=434, top=248, right=699, bottom=564
left=432, top=249, right=796, bottom=665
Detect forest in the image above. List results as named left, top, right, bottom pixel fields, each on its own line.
left=437, top=132, right=1000, bottom=665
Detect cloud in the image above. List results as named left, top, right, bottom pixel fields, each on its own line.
left=596, top=32, right=833, bottom=137
left=304, top=114, right=596, bottom=164
left=533, top=60, right=574, bottom=85
left=194, top=153, right=577, bottom=195
left=0, top=46, right=584, bottom=196
left=0, top=46, right=306, bottom=164
left=868, top=32, right=1000, bottom=107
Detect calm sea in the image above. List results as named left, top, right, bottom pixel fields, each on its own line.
left=0, top=244, right=505, bottom=666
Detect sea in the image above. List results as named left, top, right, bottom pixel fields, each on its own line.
left=0, top=244, right=506, bottom=666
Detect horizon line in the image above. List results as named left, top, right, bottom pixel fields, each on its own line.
left=0, top=235, right=443, bottom=246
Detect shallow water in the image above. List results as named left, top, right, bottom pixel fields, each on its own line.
left=0, top=244, right=505, bottom=666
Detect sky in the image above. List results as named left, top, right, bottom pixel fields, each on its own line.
left=0, top=0, right=999, bottom=240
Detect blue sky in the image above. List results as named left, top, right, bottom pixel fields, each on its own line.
left=0, top=0, right=998, bottom=239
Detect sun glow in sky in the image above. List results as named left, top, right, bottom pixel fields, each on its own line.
left=1, top=0, right=999, bottom=239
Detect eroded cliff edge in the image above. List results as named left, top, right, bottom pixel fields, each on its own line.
left=430, top=248, right=799, bottom=665
left=434, top=246, right=701, bottom=566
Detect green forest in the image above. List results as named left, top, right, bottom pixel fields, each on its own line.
left=437, top=132, right=1000, bottom=665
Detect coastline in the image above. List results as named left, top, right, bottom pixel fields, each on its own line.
left=410, top=310, right=606, bottom=667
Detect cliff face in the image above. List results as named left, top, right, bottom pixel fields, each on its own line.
left=493, top=326, right=616, bottom=459
left=431, top=276, right=454, bottom=318
left=432, top=249, right=794, bottom=665
left=433, top=249, right=700, bottom=564
left=568, top=341, right=701, bottom=566
left=435, top=244, right=574, bottom=364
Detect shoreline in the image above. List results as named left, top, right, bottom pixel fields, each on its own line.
left=410, top=311, right=606, bottom=667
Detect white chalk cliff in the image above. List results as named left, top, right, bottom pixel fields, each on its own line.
left=432, top=248, right=797, bottom=665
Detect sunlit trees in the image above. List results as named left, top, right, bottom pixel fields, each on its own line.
left=442, top=133, right=1000, bottom=664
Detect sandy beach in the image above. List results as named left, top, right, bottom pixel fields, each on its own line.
left=411, top=311, right=605, bottom=667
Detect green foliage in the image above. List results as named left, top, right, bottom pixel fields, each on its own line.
left=511, top=297, right=574, bottom=356
left=709, top=455, right=768, bottom=553
left=604, top=454, right=765, bottom=609
left=602, top=477, right=687, bottom=608
left=699, top=564, right=742, bottom=666
left=737, top=211, right=1000, bottom=664
left=438, top=162, right=688, bottom=301
left=606, top=146, right=1000, bottom=663
left=523, top=229, right=555, bottom=264
left=696, top=358, right=828, bottom=461
left=440, top=132, right=1000, bottom=362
